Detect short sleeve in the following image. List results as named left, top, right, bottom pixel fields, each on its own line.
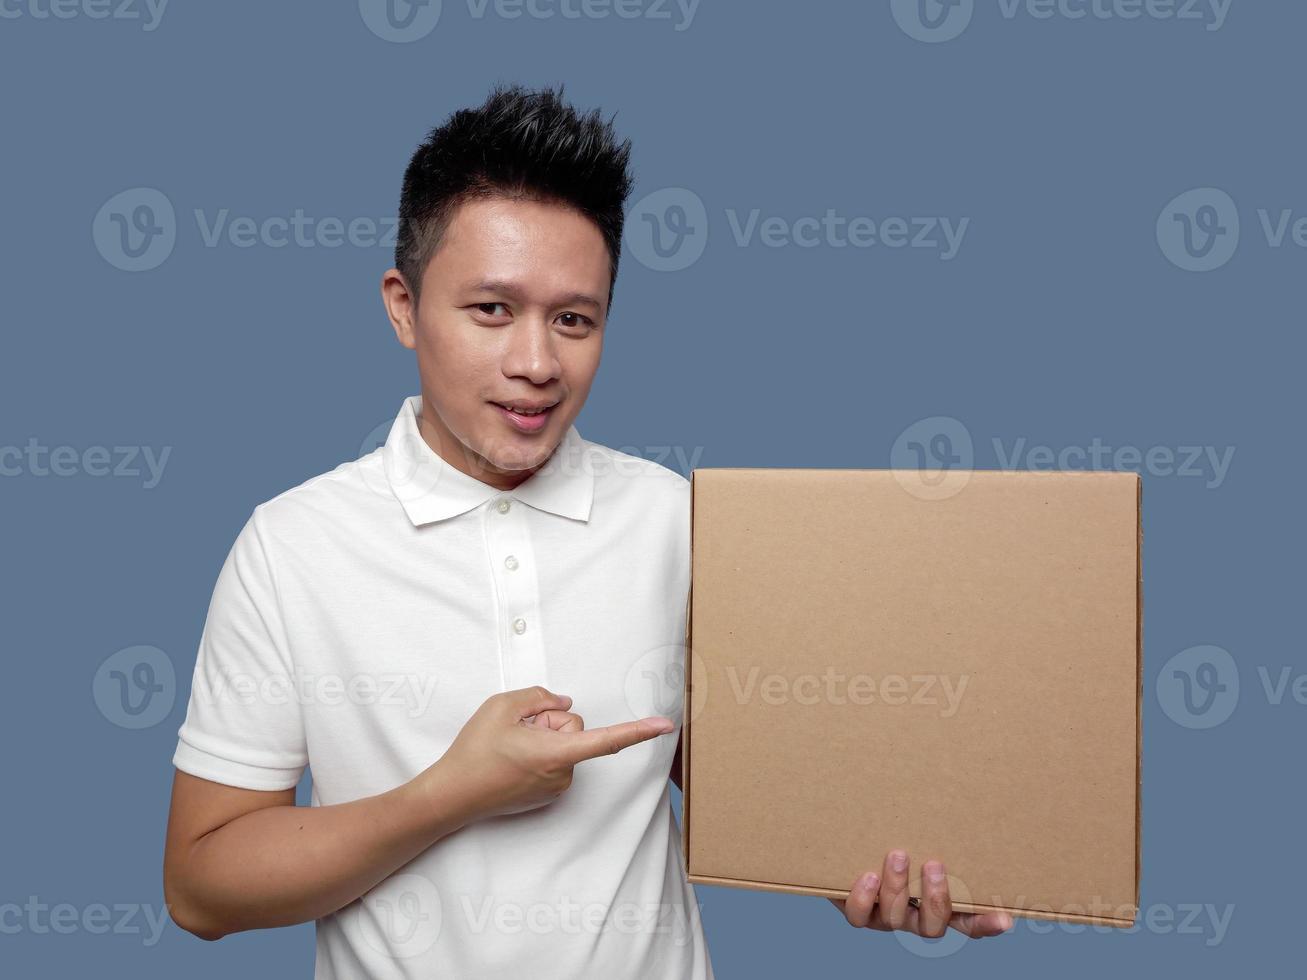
left=172, top=507, right=308, bottom=790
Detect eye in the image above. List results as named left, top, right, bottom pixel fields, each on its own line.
left=474, top=302, right=509, bottom=317
left=556, top=312, right=595, bottom=331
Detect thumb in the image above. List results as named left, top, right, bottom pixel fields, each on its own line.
left=526, top=709, right=585, bottom=733
left=502, top=685, right=573, bottom=721
left=557, top=715, right=676, bottom=765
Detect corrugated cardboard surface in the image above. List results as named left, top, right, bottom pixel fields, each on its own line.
left=683, top=469, right=1141, bottom=927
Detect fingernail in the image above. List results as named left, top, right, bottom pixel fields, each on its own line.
left=858, top=872, right=879, bottom=894
left=924, top=860, right=945, bottom=883
left=890, top=850, right=908, bottom=872
left=653, top=717, right=674, bottom=733
left=1001, top=913, right=1014, bottom=931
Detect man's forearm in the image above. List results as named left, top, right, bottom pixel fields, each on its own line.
left=168, top=761, right=474, bottom=940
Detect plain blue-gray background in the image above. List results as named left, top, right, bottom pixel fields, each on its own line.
left=1, top=0, right=1300, bottom=975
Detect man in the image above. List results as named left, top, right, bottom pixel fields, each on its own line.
left=163, top=83, right=1012, bottom=978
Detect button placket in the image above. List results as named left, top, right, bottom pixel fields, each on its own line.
left=485, top=497, right=548, bottom=691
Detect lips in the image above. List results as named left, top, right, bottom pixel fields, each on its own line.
left=492, top=400, right=555, bottom=414
left=492, top=401, right=555, bottom=433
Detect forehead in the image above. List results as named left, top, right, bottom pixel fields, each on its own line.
left=430, top=195, right=611, bottom=300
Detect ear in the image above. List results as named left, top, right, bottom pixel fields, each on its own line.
left=380, top=268, right=418, bottom=350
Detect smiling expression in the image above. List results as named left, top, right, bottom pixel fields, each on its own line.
left=382, top=195, right=611, bottom=490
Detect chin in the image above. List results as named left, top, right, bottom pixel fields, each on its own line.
left=480, top=434, right=560, bottom=474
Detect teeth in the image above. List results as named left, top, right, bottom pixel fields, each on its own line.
left=505, top=404, right=548, bottom=415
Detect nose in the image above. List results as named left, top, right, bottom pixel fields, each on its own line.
left=501, top=314, right=562, bottom=386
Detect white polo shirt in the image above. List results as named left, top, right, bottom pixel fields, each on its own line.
left=172, top=394, right=714, bottom=979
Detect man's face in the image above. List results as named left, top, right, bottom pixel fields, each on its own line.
left=382, top=195, right=610, bottom=490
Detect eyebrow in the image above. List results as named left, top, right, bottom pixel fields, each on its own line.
left=467, top=280, right=603, bottom=311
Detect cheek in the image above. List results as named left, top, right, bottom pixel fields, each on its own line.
left=562, top=338, right=603, bottom=392
left=418, top=320, right=494, bottom=385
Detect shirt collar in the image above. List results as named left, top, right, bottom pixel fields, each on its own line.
left=381, top=395, right=595, bottom=526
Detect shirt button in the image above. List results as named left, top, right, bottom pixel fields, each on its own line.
left=512, top=617, right=527, bottom=635
left=504, top=555, right=519, bottom=571
left=496, top=498, right=511, bottom=514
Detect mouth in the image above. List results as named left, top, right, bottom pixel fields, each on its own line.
left=490, top=400, right=557, bottom=434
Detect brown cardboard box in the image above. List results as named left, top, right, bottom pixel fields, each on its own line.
left=681, top=468, right=1141, bottom=928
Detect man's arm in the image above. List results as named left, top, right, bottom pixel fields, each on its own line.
left=163, top=762, right=472, bottom=940
left=164, top=686, right=676, bottom=941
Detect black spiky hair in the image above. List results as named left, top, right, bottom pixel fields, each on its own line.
left=395, top=82, right=634, bottom=311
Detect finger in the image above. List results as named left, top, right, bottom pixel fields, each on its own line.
left=873, top=850, right=912, bottom=932
left=917, top=860, right=951, bottom=938
left=558, top=716, right=675, bottom=764
left=520, top=716, right=562, bottom=731
left=950, top=909, right=1015, bottom=939
left=503, top=685, right=572, bottom=721
left=864, top=905, right=922, bottom=935
left=840, top=871, right=882, bottom=928
left=526, top=709, right=584, bottom=733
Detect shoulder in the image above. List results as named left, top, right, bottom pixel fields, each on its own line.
left=247, top=450, right=389, bottom=544
left=583, top=438, right=691, bottom=507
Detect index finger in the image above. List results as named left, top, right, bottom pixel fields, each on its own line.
left=556, top=716, right=675, bottom=764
